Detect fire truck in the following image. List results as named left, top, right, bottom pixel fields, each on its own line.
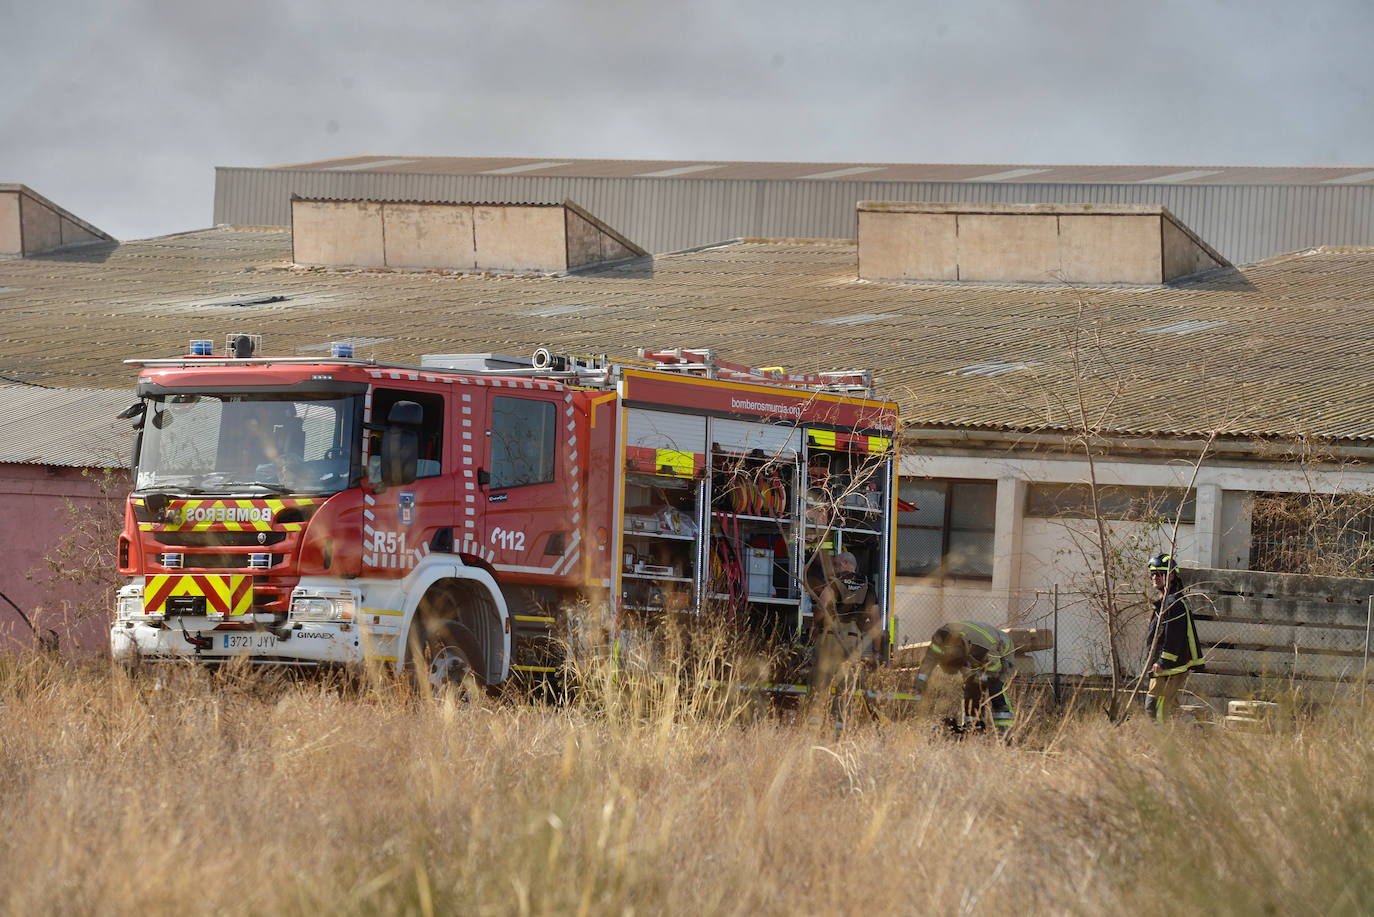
left=111, top=336, right=899, bottom=692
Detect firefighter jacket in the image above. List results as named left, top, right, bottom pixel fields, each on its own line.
left=940, top=621, right=1015, bottom=678
left=912, top=621, right=1015, bottom=699
left=1146, top=589, right=1204, bottom=676
left=831, top=572, right=872, bottom=622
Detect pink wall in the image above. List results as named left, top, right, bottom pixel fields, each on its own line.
left=0, top=464, right=129, bottom=656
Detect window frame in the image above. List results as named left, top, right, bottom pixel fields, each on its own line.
left=488, top=395, right=559, bottom=490
left=896, top=477, right=997, bottom=581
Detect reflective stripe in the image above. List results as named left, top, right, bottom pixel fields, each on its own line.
left=1160, top=651, right=1178, bottom=662
left=655, top=449, right=697, bottom=478
left=964, top=622, right=998, bottom=646
left=1184, top=597, right=1201, bottom=662
left=809, top=429, right=837, bottom=449
left=144, top=574, right=251, bottom=616
left=1155, top=660, right=1201, bottom=676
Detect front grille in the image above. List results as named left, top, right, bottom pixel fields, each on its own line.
left=155, top=531, right=287, bottom=547
left=164, top=553, right=284, bottom=570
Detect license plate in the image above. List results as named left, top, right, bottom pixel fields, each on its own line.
left=222, top=632, right=278, bottom=651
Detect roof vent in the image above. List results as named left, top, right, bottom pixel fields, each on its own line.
left=857, top=202, right=1230, bottom=286
left=0, top=185, right=115, bottom=258
left=291, top=198, right=646, bottom=273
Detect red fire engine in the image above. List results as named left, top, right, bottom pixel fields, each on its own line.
left=111, top=337, right=899, bottom=691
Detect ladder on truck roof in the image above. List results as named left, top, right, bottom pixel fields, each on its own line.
left=636, top=348, right=875, bottom=397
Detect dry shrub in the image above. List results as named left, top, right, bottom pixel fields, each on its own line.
left=2, top=646, right=1373, bottom=915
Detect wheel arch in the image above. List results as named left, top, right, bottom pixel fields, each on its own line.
left=399, top=563, right=511, bottom=684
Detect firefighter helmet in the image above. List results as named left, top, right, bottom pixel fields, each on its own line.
left=1147, top=552, right=1177, bottom=574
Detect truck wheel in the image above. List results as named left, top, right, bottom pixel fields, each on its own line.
left=406, top=615, right=481, bottom=700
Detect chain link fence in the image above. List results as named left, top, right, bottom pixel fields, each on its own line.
left=891, top=572, right=1374, bottom=703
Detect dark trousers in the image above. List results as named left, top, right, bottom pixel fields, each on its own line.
left=962, top=673, right=1013, bottom=732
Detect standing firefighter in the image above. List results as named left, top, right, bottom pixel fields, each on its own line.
left=808, top=551, right=881, bottom=725
left=1144, top=553, right=1204, bottom=723
left=910, top=622, right=1016, bottom=736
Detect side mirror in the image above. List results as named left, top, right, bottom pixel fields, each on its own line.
left=118, top=401, right=146, bottom=429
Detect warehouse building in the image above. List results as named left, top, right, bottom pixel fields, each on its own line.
left=215, top=156, right=1374, bottom=265
left=4, top=184, right=1374, bottom=682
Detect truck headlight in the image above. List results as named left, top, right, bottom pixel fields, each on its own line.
left=290, top=589, right=356, bottom=622
left=116, top=585, right=146, bottom=621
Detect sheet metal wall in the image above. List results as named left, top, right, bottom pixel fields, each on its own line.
left=215, top=167, right=1374, bottom=266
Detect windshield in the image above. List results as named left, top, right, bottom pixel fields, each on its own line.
left=136, top=392, right=361, bottom=496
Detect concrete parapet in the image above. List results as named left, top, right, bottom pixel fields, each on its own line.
left=0, top=185, right=113, bottom=258
left=291, top=197, right=645, bottom=273
left=858, top=201, right=1229, bottom=286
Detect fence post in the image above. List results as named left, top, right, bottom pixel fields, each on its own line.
left=1364, top=595, right=1372, bottom=708
left=1053, top=584, right=1061, bottom=705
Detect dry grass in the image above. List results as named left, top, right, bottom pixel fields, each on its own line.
left=3, top=650, right=1373, bottom=916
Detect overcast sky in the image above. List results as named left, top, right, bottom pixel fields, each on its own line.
left=4, top=0, right=1372, bottom=241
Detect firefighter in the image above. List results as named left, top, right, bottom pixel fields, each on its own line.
left=909, top=621, right=1016, bottom=735
left=808, top=551, right=880, bottom=724
left=1144, top=552, right=1204, bottom=724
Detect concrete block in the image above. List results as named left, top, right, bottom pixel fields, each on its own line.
left=382, top=202, right=476, bottom=270
left=1162, top=217, right=1225, bottom=280
left=565, top=206, right=641, bottom=268
left=292, top=200, right=385, bottom=267
left=20, top=195, right=62, bottom=256
left=0, top=191, right=19, bottom=256
left=473, top=205, right=566, bottom=272
left=957, top=213, right=1061, bottom=283
left=60, top=217, right=105, bottom=248
left=1057, top=214, right=1162, bottom=284
left=858, top=210, right=958, bottom=281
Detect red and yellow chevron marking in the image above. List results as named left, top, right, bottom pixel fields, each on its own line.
left=624, top=446, right=704, bottom=479
left=138, top=498, right=319, bottom=533
left=144, top=574, right=252, bottom=617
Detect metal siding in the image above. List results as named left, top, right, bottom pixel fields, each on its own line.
left=215, top=169, right=1374, bottom=265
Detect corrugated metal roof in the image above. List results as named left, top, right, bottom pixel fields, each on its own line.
left=1, top=228, right=1373, bottom=445
left=0, top=386, right=133, bottom=467
left=266, top=157, right=1374, bottom=186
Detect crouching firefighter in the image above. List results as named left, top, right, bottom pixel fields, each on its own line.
left=1144, top=553, right=1204, bottom=724
left=910, top=622, right=1016, bottom=736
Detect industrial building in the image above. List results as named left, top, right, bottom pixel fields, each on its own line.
left=5, top=173, right=1374, bottom=688
left=215, top=156, right=1374, bottom=265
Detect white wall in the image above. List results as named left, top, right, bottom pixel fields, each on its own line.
left=894, top=447, right=1374, bottom=673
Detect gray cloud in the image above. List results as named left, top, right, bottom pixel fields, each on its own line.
left=3, top=0, right=1372, bottom=240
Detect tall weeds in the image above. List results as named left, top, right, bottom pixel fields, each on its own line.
left=2, top=649, right=1371, bottom=915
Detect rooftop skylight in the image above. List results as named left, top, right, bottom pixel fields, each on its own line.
left=1140, top=319, right=1228, bottom=335
left=813, top=313, right=901, bottom=327
left=950, top=361, right=1042, bottom=377
left=516, top=304, right=599, bottom=318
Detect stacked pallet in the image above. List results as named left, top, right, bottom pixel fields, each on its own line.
left=1223, top=699, right=1280, bottom=730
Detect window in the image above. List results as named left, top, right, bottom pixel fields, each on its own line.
left=1025, top=483, right=1195, bottom=524
left=491, top=396, right=557, bottom=489
left=371, top=389, right=444, bottom=478
left=1249, top=491, right=1374, bottom=577
left=896, top=479, right=996, bottom=579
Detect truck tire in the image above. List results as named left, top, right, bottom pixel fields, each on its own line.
left=406, top=596, right=483, bottom=699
